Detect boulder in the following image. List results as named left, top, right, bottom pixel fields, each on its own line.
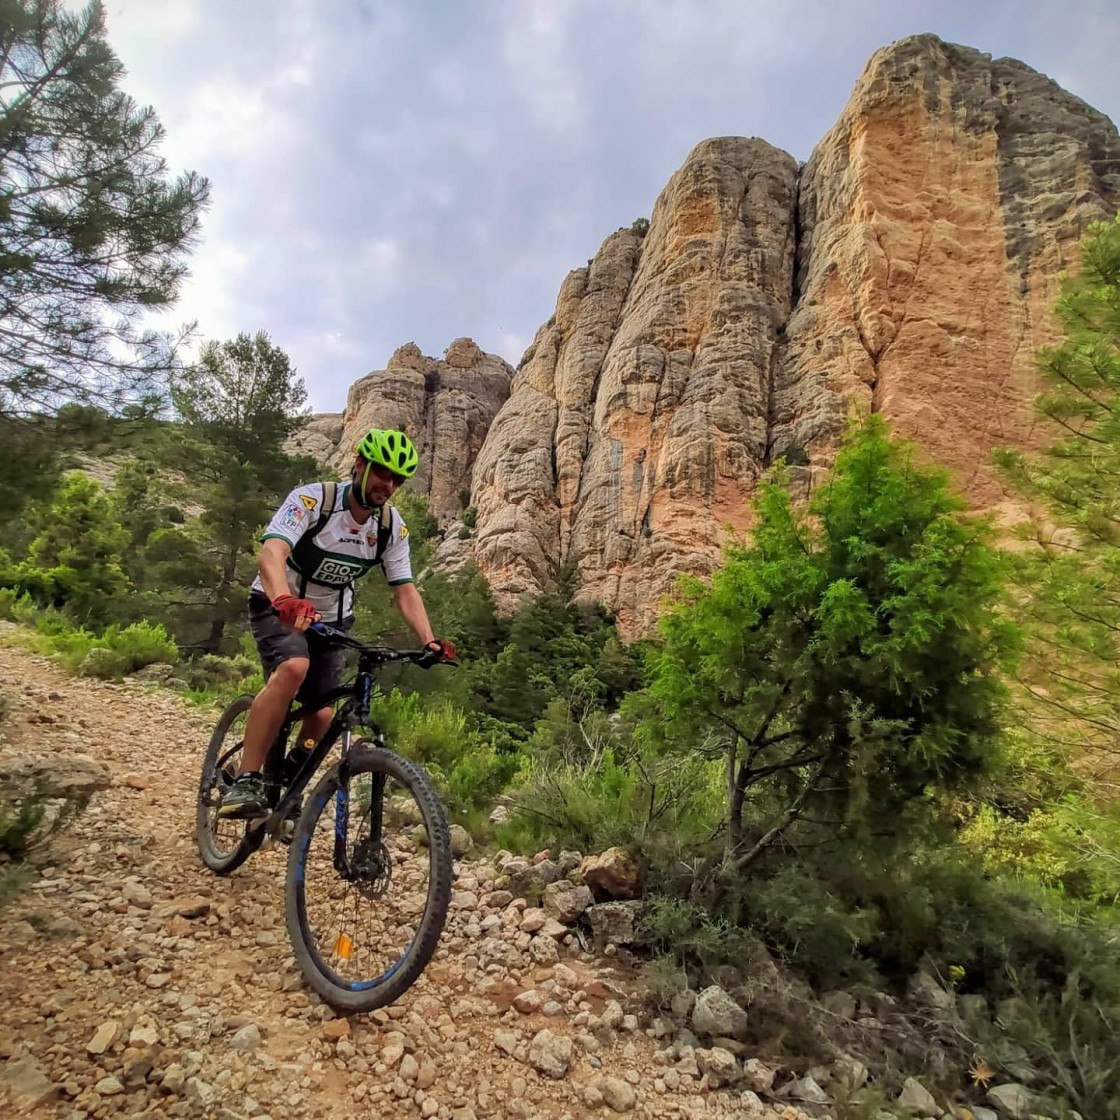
left=578, top=847, right=641, bottom=899
left=691, top=985, right=748, bottom=1040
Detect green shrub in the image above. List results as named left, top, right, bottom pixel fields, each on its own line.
left=0, top=587, right=31, bottom=620
left=0, top=777, right=89, bottom=908
left=961, top=797, right=1120, bottom=905
left=368, top=689, right=523, bottom=819
left=640, top=954, right=690, bottom=1008
left=71, top=620, right=178, bottom=678
left=5, top=590, right=42, bottom=626
left=732, top=856, right=881, bottom=986
left=0, top=598, right=177, bottom=679
left=466, top=711, right=528, bottom=756
left=179, top=653, right=258, bottom=691
left=508, top=746, right=723, bottom=880
left=986, top=969, right=1120, bottom=1117
left=0, top=779, right=50, bottom=859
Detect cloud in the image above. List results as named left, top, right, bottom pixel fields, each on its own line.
left=90, top=0, right=1119, bottom=412
left=500, top=1, right=585, bottom=135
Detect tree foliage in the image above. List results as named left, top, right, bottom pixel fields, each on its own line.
left=165, top=332, right=312, bottom=651
left=0, top=0, right=209, bottom=417
left=996, top=215, right=1120, bottom=769
left=2, top=471, right=128, bottom=626
left=643, top=415, right=1017, bottom=865
left=171, top=331, right=308, bottom=452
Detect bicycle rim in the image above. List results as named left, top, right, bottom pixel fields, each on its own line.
left=285, top=747, right=452, bottom=1012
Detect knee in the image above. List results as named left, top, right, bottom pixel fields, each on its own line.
left=269, top=658, right=309, bottom=695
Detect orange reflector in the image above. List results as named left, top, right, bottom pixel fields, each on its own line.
left=334, top=933, right=353, bottom=960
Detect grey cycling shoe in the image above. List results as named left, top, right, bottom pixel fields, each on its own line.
left=217, top=773, right=268, bottom=820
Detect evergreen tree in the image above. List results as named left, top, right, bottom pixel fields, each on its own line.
left=0, top=0, right=209, bottom=417
left=171, top=332, right=307, bottom=453
left=3, top=472, right=130, bottom=626
left=996, top=215, right=1120, bottom=768
left=168, top=332, right=312, bottom=652
left=0, top=415, right=59, bottom=538
left=643, top=416, right=1017, bottom=866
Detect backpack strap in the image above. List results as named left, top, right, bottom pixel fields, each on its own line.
left=288, top=482, right=337, bottom=597
left=317, top=481, right=337, bottom=537
left=376, top=501, right=393, bottom=562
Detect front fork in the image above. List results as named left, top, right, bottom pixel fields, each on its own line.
left=332, top=730, right=387, bottom=878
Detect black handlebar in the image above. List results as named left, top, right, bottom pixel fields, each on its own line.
left=308, top=621, right=457, bottom=667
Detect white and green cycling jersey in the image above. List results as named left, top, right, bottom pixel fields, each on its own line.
left=252, top=481, right=413, bottom=620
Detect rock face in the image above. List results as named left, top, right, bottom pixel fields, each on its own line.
left=471, top=139, right=797, bottom=630
left=331, top=338, right=514, bottom=523
left=284, top=412, right=344, bottom=467
left=311, top=36, right=1120, bottom=633
left=771, top=34, right=1120, bottom=513
left=466, top=35, right=1120, bottom=634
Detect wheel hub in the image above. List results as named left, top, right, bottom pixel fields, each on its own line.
left=347, top=837, right=392, bottom=898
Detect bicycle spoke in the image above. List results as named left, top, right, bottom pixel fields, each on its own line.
left=297, top=768, right=439, bottom=990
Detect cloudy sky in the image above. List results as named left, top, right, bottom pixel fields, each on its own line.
left=97, top=0, right=1119, bottom=412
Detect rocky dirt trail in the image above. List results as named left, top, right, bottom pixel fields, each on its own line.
left=0, top=642, right=802, bottom=1120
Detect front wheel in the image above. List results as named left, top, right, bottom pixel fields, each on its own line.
left=195, top=694, right=260, bottom=874
left=284, top=745, right=453, bottom=1013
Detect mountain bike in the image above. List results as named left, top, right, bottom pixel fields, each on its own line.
left=194, top=622, right=455, bottom=1012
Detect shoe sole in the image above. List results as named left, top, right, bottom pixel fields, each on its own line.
left=216, top=803, right=268, bottom=821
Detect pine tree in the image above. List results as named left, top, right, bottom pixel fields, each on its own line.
left=168, top=332, right=312, bottom=652
left=996, top=215, right=1120, bottom=770
left=0, top=0, right=209, bottom=417
left=6, top=472, right=130, bottom=626
left=644, top=415, right=1017, bottom=866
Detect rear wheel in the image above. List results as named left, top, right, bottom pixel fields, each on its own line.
left=284, top=745, right=453, bottom=1012
left=195, top=694, right=260, bottom=874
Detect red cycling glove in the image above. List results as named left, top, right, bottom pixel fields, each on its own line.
left=421, top=638, right=458, bottom=666
left=273, top=593, right=319, bottom=631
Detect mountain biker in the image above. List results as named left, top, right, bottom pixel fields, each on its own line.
left=218, top=427, right=456, bottom=820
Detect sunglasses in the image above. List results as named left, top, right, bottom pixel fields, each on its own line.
left=362, top=461, right=407, bottom=486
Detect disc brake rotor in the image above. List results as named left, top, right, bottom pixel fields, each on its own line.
left=348, top=837, right=392, bottom=899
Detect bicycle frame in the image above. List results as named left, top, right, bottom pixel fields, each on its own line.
left=227, top=621, right=449, bottom=859
left=252, top=669, right=386, bottom=848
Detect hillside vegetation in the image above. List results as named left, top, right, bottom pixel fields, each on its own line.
left=3, top=5, right=1119, bottom=1114
left=3, top=220, right=1120, bottom=1118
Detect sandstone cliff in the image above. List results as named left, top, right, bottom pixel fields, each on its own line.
left=286, top=412, right=344, bottom=466
left=467, top=35, right=1120, bottom=634
left=770, top=34, right=1120, bottom=512
left=301, top=36, right=1120, bottom=634
left=471, top=140, right=798, bottom=622
left=332, top=338, right=513, bottom=523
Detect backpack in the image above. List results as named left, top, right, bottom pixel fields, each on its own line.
left=286, top=481, right=394, bottom=609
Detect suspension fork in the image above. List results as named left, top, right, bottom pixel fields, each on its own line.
left=333, top=729, right=352, bottom=876
left=331, top=729, right=387, bottom=876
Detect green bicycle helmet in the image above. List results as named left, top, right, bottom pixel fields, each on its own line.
left=356, top=428, right=419, bottom=478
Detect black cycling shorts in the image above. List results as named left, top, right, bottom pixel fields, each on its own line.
left=247, top=594, right=353, bottom=705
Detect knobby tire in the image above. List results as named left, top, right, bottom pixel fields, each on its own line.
left=195, top=694, right=261, bottom=875
left=284, top=746, right=453, bottom=1013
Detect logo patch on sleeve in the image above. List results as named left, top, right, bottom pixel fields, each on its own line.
left=299, top=494, right=317, bottom=511
left=281, top=504, right=307, bottom=531
left=400, top=524, right=409, bottom=540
